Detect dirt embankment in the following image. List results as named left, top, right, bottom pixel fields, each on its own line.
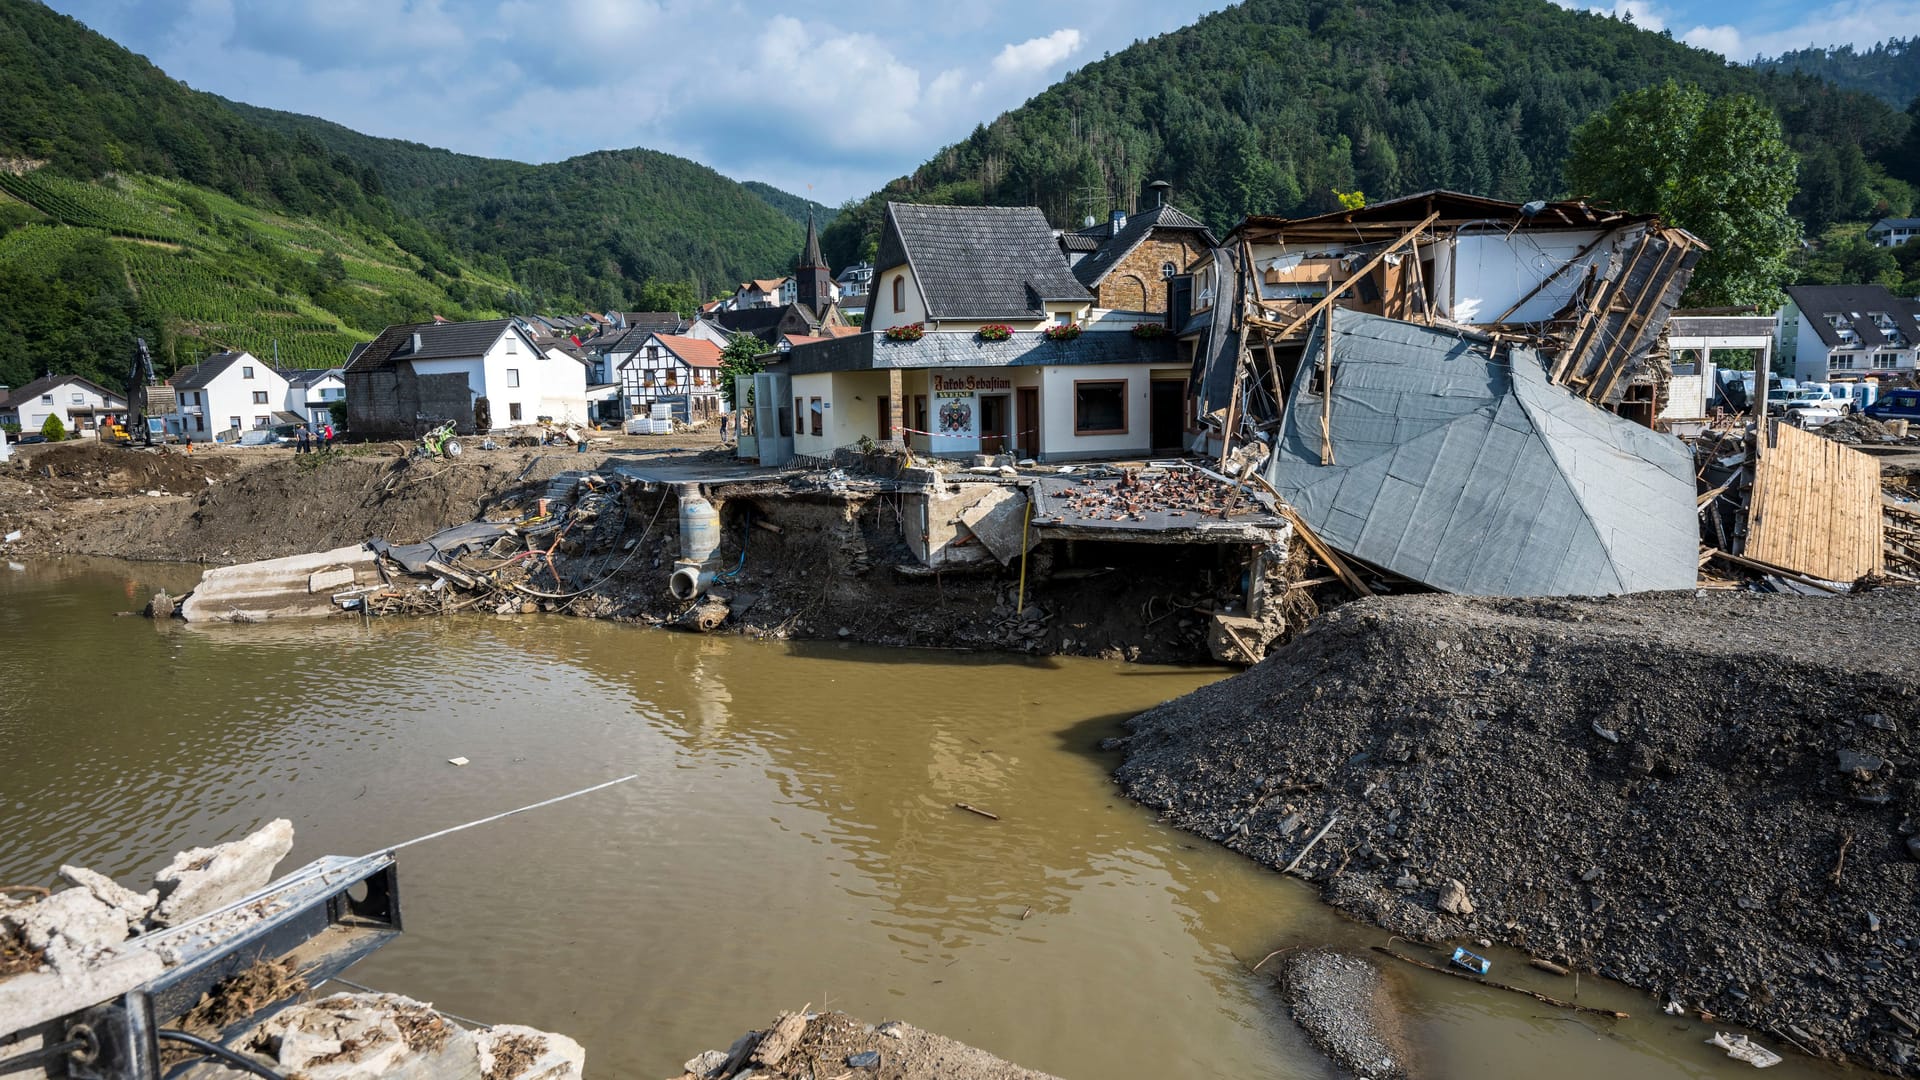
left=0, top=441, right=595, bottom=564
left=1116, top=591, right=1920, bottom=1076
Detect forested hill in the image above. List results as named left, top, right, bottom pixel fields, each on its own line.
left=821, top=0, right=1916, bottom=268
left=1752, top=40, right=1920, bottom=108
left=741, top=182, right=840, bottom=228
left=0, top=0, right=810, bottom=335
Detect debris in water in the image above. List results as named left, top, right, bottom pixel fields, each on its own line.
left=449, top=756, right=471, bottom=766
left=1707, top=1031, right=1783, bottom=1068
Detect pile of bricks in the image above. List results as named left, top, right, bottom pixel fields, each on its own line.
left=1056, top=467, right=1247, bottom=522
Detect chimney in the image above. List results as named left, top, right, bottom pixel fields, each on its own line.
left=1110, top=208, right=1127, bottom=237
left=1147, top=179, right=1171, bottom=207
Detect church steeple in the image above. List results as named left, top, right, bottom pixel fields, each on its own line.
left=795, top=212, right=832, bottom=316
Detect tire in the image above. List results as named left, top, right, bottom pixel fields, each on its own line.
left=442, top=438, right=463, bottom=458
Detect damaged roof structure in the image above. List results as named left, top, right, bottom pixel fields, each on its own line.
left=1269, top=310, right=1700, bottom=595
left=1193, top=190, right=1710, bottom=598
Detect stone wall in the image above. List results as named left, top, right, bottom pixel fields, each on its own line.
left=1095, top=235, right=1212, bottom=314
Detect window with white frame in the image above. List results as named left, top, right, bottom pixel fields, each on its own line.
left=506, top=369, right=520, bottom=388
left=39, top=394, right=52, bottom=405
left=228, top=416, right=241, bottom=430
left=70, top=392, right=84, bottom=404
left=252, top=391, right=269, bottom=404
left=242, top=366, right=255, bottom=379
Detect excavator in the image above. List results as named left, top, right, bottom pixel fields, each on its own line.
left=104, top=337, right=172, bottom=446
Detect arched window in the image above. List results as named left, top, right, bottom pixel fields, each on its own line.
left=1161, top=261, right=1177, bottom=278
left=892, top=276, right=905, bottom=313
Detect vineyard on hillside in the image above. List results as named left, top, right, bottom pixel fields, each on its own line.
left=0, top=169, right=515, bottom=383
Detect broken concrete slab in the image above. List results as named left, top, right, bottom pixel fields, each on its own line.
left=667, top=1011, right=1056, bottom=1080
left=56, top=866, right=156, bottom=938
left=182, top=545, right=379, bottom=622
left=956, top=486, right=1033, bottom=566
left=308, top=566, right=356, bottom=593
left=154, top=819, right=294, bottom=926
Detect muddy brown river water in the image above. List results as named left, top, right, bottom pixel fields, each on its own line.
left=0, top=559, right=1853, bottom=1079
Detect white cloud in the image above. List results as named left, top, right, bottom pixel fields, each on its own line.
left=990, top=28, right=1082, bottom=77
left=1681, top=0, right=1920, bottom=59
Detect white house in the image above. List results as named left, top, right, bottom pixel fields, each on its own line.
left=618, top=333, right=725, bottom=421
left=282, top=368, right=345, bottom=427
left=169, top=352, right=293, bottom=441
left=343, top=319, right=591, bottom=435
left=1867, top=218, right=1920, bottom=248
left=0, top=375, right=126, bottom=438
left=774, top=202, right=1192, bottom=462
left=1778, top=284, right=1920, bottom=382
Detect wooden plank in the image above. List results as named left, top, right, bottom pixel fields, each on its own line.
left=1319, top=309, right=1336, bottom=466
left=1491, top=228, right=1618, bottom=324
left=1590, top=238, right=1692, bottom=402
left=1745, top=421, right=1883, bottom=581
left=1279, top=505, right=1373, bottom=597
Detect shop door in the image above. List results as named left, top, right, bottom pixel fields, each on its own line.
left=1016, top=387, right=1039, bottom=457
left=1150, top=379, right=1186, bottom=452
left=979, top=394, right=1010, bottom=455
left=877, top=395, right=893, bottom=441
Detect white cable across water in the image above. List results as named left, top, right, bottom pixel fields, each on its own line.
left=369, top=774, right=639, bottom=857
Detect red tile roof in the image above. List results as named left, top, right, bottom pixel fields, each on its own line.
left=659, top=334, right=724, bottom=368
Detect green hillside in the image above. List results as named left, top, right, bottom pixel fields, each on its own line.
left=821, top=0, right=1917, bottom=267
left=0, top=0, right=809, bottom=388
left=741, top=182, right=839, bottom=228
left=1753, top=40, right=1920, bottom=109
left=0, top=167, right=515, bottom=389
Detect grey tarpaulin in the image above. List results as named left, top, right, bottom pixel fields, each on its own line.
left=368, top=521, right=513, bottom=574
left=1266, top=308, right=1697, bottom=596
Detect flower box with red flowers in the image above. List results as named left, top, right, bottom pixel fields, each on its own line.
left=1043, top=323, right=1083, bottom=341
left=1130, top=322, right=1167, bottom=339
left=883, top=323, right=925, bottom=342
left=977, top=324, right=1014, bottom=342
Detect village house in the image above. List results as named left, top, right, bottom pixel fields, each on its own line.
left=713, top=217, right=852, bottom=344
left=0, top=374, right=126, bottom=438
left=1059, top=181, right=1217, bottom=315
left=281, top=368, right=345, bottom=428
left=1777, top=284, right=1920, bottom=383
left=168, top=352, right=293, bottom=440
left=343, top=319, right=590, bottom=435
left=1867, top=217, right=1920, bottom=247
left=730, top=277, right=795, bottom=310
left=618, top=333, right=725, bottom=421
left=764, top=201, right=1196, bottom=462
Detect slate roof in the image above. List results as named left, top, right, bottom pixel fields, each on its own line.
left=1868, top=218, right=1920, bottom=232
left=1066, top=203, right=1217, bottom=287
left=874, top=202, right=1092, bottom=322
left=1059, top=232, right=1103, bottom=253
left=0, top=373, right=125, bottom=410
left=1267, top=308, right=1697, bottom=596
left=619, top=312, right=689, bottom=333
left=1783, top=285, right=1920, bottom=351
left=714, top=304, right=817, bottom=343
left=170, top=352, right=258, bottom=390
left=344, top=319, right=519, bottom=374
left=281, top=368, right=343, bottom=388
left=776, top=329, right=1177, bottom=376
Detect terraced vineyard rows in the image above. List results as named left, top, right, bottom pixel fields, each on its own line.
left=0, top=171, right=185, bottom=242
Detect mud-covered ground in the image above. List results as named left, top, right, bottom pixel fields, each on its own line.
left=1115, top=591, right=1920, bottom=1076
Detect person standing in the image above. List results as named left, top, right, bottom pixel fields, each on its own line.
left=719, top=412, right=729, bottom=441
left=297, top=425, right=311, bottom=454
left=322, top=423, right=335, bottom=451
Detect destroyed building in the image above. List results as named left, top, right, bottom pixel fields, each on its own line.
left=1183, top=190, right=1710, bottom=598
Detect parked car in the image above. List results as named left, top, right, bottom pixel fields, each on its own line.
left=17, top=434, right=46, bottom=445
left=1865, top=388, right=1920, bottom=422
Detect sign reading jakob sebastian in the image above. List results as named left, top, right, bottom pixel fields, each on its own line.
left=933, top=374, right=1011, bottom=398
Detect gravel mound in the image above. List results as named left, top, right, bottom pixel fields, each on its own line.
left=1116, top=592, right=1920, bottom=1076
left=1279, top=949, right=1408, bottom=1079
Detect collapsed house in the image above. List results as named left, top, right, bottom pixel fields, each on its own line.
left=1187, top=190, right=1710, bottom=596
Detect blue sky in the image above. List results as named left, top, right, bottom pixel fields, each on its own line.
left=43, top=0, right=1920, bottom=204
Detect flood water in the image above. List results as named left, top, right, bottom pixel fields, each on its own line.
left=0, top=559, right=1850, bottom=1079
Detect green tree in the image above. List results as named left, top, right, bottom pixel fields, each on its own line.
left=41, top=413, right=66, bottom=442
left=717, top=332, right=766, bottom=407
left=1566, top=81, right=1799, bottom=307
left=638, top=278, right=697, bottom=317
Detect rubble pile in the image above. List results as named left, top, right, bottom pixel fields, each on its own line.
left=1117, top=591, right=1920, bottom=1076
left=1053, top=466, right=1252, bottom=522
left=1816, top=413, right=1920, bottom=447
left=667, top=1010, right=1057, bottom=1080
